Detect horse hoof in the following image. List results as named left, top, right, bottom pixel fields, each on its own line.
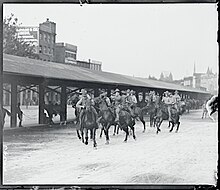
left=142, top=130, right=145, bottom=133
left=85, top=142, right=88, bottom=145
left=175, top=130, right=178, bottom=133
left=169, top=130, right=172, bottom=133
left=124, top=140, right=127, bottom=143
left=113, top=133, right=115, bottom=136
left=105, top=141, right=109, bottom=145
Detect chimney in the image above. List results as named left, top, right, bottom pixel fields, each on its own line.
left=46, top=18, right=49, bottom=22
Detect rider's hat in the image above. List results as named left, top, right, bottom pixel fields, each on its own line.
left=114, top=88, right=120, bottom=93
left=126, top=89, right=130, bottom=93
left=175, top=90, right=179, bottom=94
left=164, top=91, right=169, bottom=95
left=130, top=90, right=135, bottom=94
left=80, top=89, right=87, bottom=94
left=121, top=90, right=127, bottom=95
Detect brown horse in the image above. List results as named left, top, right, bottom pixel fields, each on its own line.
left=130, top=105, right=146, bottom=133
left=76, top=100, right=97, bottom=148
left=94, top=97, right=117, bottom=144
left=118, top=109, right=136, bottom=142
left=154, top=102, right=181, bottom=134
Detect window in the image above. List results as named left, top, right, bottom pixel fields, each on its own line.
left=44, top=46, right=47, bottom=54
left=48, top=47, right=51, bottom=54
left=51, top=48, right=54, bottom=55
left=48, top=35, right=50, bottom=43
left=40, top=33, right=42, bottom=40
left=44, top=34, right=47, bottom=41
left=39, top=45, right=42, bottom=53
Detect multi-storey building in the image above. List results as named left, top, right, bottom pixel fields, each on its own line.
left=17, top=18, right=56, bottom=62
left=55, top=43, right=77, bottom=64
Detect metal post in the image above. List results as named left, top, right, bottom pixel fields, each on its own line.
left=60, top=86, right=67, bottom=122
left=10, top=82, right=17, bottom=128
left=38, top=84, right=45, bottom=124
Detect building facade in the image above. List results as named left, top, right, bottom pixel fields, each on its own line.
left=17, top=18, right=56, bottom=62
left=55, top=43, right=77, bottom=64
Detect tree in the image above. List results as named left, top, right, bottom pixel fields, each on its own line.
left=168, top=72, right=173, bottom=81
left=3, top=13, right=39, bottom=59
left=159, top=72, right=165, bottom=81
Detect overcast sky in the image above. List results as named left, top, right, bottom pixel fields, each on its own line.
left=3, top=4, right=218, bottom=80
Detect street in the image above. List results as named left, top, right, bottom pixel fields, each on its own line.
left=3, top=109, right=218, bottom=185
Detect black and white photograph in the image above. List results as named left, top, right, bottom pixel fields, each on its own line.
left=1, top=3, right=218, bottom=187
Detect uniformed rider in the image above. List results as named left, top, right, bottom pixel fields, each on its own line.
left=162, top=91, right=173, bottom=121
left=76, top=89, right=99, bottom=129
left=99, top=90, right=111, bottom=107
left=172, top=90, right=181, bottom=112
left=111, top=89, right=122, bottom=123
left=127, top=90, right=137, bottom=117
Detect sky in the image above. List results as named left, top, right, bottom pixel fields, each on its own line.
left=3, top=4, right=218, bottom=80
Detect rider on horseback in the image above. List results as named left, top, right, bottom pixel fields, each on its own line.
left=162, top=91, right=173, bottom=121
left=111, top=89, right=122, bottom=123
left=99, top=90, right=111, bottom=107
left=127, top=90, right=137, bottom=117
left=76, top=89, right=99, bottom=129
left=172, top=90, right=181, bottom=112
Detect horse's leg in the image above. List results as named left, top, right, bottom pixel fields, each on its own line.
left=156, top=119, right=162, bottom=134
left=76, top=129, right=81, bottom=140
left=81, top=129, right=84, bottom=143
left=85, top=128, right=89, bottom=145
left=105, top=123, right=110, bottom=144
left=169, top=122, right=174, bottom=132
left=113, top=124, right=116, bottom=136
left=168, top=121, right=171, bottom=128
left=140, top=116, right=146, bottom=133
left=150, top=114, right=153, bottom=127
left=116, top=124, right=120, bottom=134
left=93, top=128, right=97, bottom=148
left=100, top=126, right=104, bottom=138
left=90, top=129, right=93, bottom=140
left=176, top=121, right=180, bottom=132
left=122, top=125, right=129, bottom=142
left=130, top=126, right=136, bottom=140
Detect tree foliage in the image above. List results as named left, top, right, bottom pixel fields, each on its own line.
left=3, top=13, right=39, bottom=59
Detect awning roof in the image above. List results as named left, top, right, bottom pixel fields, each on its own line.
left=3, top=53, right=209, bottom=94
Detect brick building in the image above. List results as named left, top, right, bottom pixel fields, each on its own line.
left=17, top=18, right=56, bottom=62
left=55, top=43, right=77, bottom=64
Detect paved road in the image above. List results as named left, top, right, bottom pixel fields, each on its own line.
left=3, top=110, right=218, bottom=185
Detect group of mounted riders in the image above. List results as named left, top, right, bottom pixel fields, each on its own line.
left=70, top=88, right=191, bottom=147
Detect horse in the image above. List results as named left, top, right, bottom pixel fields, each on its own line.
left=94, top=97, right=117, bottom=144
left=154, top=102, right=181, bottom=134
left=2, top=108, right=11, bottom=127
left=206, top=95, right=218, bottom=121
left=118, top=108, right=136, bottom=142
left=76, top=100, right=97, bottom=148
left=129, top=105, right=146, bottom=133
left=144, top=101, right=157, bottom=128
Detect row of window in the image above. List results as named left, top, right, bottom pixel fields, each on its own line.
left=39, top=45, right=54, bottom=55
left=65, top=52, right=76, bottom=59
left=39, top=32, right=55, bottom=44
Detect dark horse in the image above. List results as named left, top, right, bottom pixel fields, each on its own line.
left=94, top=97, right=117, bottom=144
left=130, top=105, right=146, bottom=133
left=118, top=108, right=136, bottom=142
left=76, top=100, right=97, bottom=148
left=154, top=102, right=181, bottom=134
left=144, top=101, right=157, bottom=128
